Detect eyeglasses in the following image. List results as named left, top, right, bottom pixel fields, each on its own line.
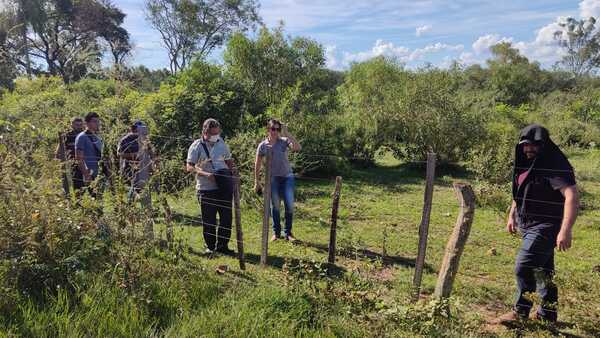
left=270, top=127, right=281, bottom=132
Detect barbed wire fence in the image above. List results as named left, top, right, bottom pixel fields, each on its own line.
left=45, top=127, right=599, bottom=310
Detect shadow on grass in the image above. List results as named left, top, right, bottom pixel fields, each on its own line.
left=298, top=240, right=435, bottom=273
left=501, top=319, right=583, bottom=338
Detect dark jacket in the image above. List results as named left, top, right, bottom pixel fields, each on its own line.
left=512, top=124, right=576, bottom=229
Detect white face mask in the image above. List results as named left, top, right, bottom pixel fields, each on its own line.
left=209, top=134, right=220, bottom=143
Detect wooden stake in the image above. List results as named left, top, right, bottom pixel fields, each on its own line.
left=328, top=176, right=343, bottom=264
left=412, top=152, right=436, bottom=301
left=260, top=148, right=272, bottom=267
left=233, top=172, right=245, bottom=270
left=434, top=183, right=476, bottom=299
left=161, top=196, right=174, bottom=245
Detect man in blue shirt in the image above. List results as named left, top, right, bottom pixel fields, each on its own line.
left=74, top=112, right=104, bottom=198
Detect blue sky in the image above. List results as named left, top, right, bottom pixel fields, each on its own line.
left=118, top=0, right=600, bottom=70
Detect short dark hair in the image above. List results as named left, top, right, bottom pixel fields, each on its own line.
left=267, top=118, right=281, bottom=129
left=71, top=117, right=83, bottom=123
left=84, top=112, right=99, bottom=123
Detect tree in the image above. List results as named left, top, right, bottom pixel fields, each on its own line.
left=0, top=7, right=18, bottom=89
left=487, top=42, right=547, bottom=106
left=0, top=0, right=131, bottom=83
left=145, top=0, right=261, bottom=75
left=555, top=17, right=600, bottom=77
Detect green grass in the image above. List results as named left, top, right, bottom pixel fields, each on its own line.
left=2, top=150, right=600, bottom=337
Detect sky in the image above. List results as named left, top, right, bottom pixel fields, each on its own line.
left=118, top=0, right=600, bottom=70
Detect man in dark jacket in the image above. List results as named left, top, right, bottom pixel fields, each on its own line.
left=496, top=124, right=579, bottom=324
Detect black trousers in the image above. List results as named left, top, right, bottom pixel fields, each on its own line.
left=197, top=189, right=232, bottom=250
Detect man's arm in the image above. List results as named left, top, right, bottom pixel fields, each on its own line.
left=557, top=185, right=579, bottom=251
left=75, top=149, right=91, bottom=181
left=506, top=200, right=517, bottom=234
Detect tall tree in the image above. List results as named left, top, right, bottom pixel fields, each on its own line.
left=0, top=0, right=131, bottom=83
left=555, top=17, right=600, bottom=77
left=145, top=0, right=261, bottom=74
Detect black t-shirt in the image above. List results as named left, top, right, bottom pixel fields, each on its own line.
left=65, top=130, right=80, bottom=160
left=516, top=170, right=576, bottom=230
left=118, top=133, right=139, bottom=180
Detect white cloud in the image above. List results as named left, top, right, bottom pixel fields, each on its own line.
left=416, top=25, right=432, bottom=37
left=325, top=45, right=340, bottom=70
left=472, top=34, right=513, bottom=55
left=580, top=0, right=600, bottom=19
left=513, top=19, right=567, bottom=64
left=340, top=40, right=463, bottom=68
left=409, top=43, right=464, bottom=61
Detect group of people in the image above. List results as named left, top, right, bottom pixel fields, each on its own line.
left=185, top=118, right=301, bottom=254
left=56, top=115, right=302, bottom=255
left=56, top=115, right=579, bottom=324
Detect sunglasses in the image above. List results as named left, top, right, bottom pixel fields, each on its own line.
left=270, top=127, right=281, bottom=132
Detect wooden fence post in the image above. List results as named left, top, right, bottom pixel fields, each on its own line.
left=260, top=148, right=272, bottom=267
left=434, top=183, right=476, bottom=299
left=412, top=152, right=436, bottom=301
left=233, top=173, right=245, bottom=270
left=161, top=196, right=174, bottom=245
left=328, top=176, right=343, bottom=264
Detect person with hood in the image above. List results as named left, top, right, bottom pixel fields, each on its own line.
left=496, top=124, right=579, bottom=324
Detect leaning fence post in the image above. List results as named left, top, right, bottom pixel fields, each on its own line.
left=328, top=176, right=343, bottom=264
left=161, top=195, right=174, bottom=245
left=233, top=172, right=245, bottom=270
left=434, top=183, right=476, bottom=299
left=412, top=152, right=436, bottom=301
left=260, top=148, right=272, bottom=267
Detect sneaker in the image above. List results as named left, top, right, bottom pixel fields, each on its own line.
left=204, top=248, right=215, bottom=255
left=532, top=311, right=557, bottom=323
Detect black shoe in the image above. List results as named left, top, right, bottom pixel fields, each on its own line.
left=216, top=247, right=235, bottom=256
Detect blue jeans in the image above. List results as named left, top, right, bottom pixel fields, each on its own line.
left=271, top=176, right=295, bottom=237
left=514, top=227, right=558, bottom=321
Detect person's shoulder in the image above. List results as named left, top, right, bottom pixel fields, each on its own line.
left=188, top=138, right=203, bottom=149
left=74, top=131, right=87, bottom=143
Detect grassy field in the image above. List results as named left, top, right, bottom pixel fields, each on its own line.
left=2, top=150, right=599, bottom=337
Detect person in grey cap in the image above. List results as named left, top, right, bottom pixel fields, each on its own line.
left=186, top=118, right=236, bottom=254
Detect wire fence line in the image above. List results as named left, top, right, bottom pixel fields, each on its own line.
left=18, top=130, right=592, bottom=297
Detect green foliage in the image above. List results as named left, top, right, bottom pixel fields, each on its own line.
left=339, top=58, right=485, bottom=162
left=487, top=42, right=550, bottom=106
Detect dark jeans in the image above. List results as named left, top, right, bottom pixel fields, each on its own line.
left=197, top=189, right=232, bottom=250
left=514, top=227, right=558, bottom=321
left=270, top=175, right=295, bottom=237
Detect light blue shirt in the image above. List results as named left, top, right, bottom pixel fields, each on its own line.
left=187, top=138, right=232, bottom=191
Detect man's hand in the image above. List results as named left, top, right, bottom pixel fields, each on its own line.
left=557, top=229, right=572, bottom=251
left=254, top=182, right=262, bottom=195
left=83, top=169, right=93, bottom=182
left=506, top=217, right=517, bottom=234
